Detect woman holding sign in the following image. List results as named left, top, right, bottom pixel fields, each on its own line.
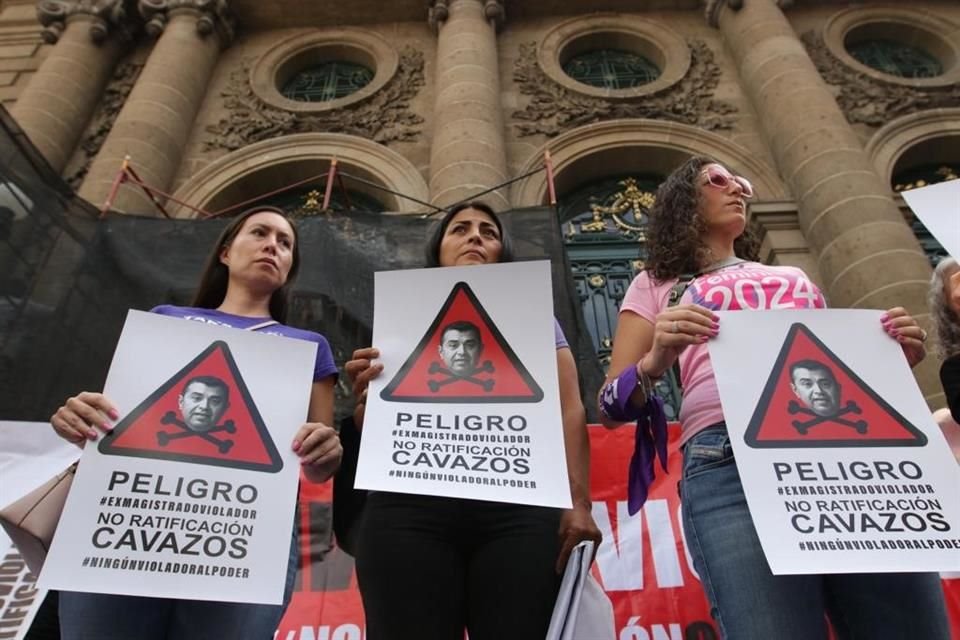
left=344, top=202, right=601, bottom=640
left=930, top=257, right=960, bottom=423
left=49, top=206, right=341, bottom=640
left=600, top=157, right=949, bottom=639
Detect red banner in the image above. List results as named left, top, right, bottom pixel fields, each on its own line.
left=278, top=425, right=960, bottom=640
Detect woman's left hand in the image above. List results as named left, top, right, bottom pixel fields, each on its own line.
left=882, top=307, right=927, bottom=368
left=292, top=422, right=343, bottom=482
left=556, top=504, right=602, bottom=573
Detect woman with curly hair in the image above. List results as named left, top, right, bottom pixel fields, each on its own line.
left=929, top=257, right=960, bottom=423
left=599, top=156, right=949, bottom=639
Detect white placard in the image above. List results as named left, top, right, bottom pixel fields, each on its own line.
left=0, top=421, right=80, bottom=509
left=356, top=261, right=572, bottom=508
left=39, top=310, right=315, bottom=604
left=901, top=180, right=960, bottom=260
left=0, top=422, right=66, bottom=640
left=0, top=531, right=46, bottom=640
left=709, top=309, right=960, bottom=574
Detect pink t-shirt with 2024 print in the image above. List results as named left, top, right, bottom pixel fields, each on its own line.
left=619, top=261, right=826, bottom=446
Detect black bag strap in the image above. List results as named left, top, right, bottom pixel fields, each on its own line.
left=665, top=274, right=696, bottom=388
left=661, top=258, right=744, bottom=388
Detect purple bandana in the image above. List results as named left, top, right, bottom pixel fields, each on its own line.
left=599, top=365, right=643, bottom=423
left=627, top=395, right=668, bottom=515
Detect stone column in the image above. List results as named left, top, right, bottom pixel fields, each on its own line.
left=428, top=0, right=510, bottom=210
left=78, top=0, right=233, bottom=214
left=10, top=0, right=132, bottom=173
left=706, top=0, right=938, bottom=396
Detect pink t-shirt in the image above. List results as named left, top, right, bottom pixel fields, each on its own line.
left=619, top=261, right=827, bottom=445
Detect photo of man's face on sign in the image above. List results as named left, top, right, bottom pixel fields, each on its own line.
left=178, top=376, right=231, bottom=432
left=428, top=320, right=495, bottom=392
left=787, top=359, right=867, bottom=435
left=160, top=375, right=237, bottom=453
left=789, top=360, right=840, bottom=418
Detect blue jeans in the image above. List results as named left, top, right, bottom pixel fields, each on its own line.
left=59, top=524, right=299, bottom=640
left=680, top=424, right=951, bottom=640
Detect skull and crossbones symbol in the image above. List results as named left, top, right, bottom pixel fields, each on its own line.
left=157, top=376, right=235, bottom=453
left=428, top=320, right=495, bottom=392
left=788, top=360, right=867, bottom=435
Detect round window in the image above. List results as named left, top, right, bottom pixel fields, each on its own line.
left=846, top=39, right=942, bottom=78
left=280, top=62, right=375, bottom=103
left=562, top=49, right=661, bottom=90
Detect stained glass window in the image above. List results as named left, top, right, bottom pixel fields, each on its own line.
left=894, top=163, right=958, bottom=265
left=847, top=39, right=942, bottom=78
left=563, top=49, right=661, bottom=90
left=281, top=62, right=374, bottom=102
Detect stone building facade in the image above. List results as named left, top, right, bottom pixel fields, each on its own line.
left=1, top=0, right=958, bottom=406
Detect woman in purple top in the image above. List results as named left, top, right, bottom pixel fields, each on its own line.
left=344, top=201, right=601, bottom=640
left=49, top=206, right=341, bottom=640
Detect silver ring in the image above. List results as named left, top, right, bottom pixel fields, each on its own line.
left=920, top=329, right=928, bottom=343
left=672, top=321, right=679, bottom=334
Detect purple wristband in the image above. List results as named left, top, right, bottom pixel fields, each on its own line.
left=599, top=364, right=644, bottom=422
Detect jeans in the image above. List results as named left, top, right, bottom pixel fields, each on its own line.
left=59, top=524, right=299, bottom=640
left=680, top=424, right=951, bottom=640
left=355, top=492, right=562, bottom=640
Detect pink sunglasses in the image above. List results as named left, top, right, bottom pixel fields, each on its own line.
left=702, top=166, right=755, bottom=198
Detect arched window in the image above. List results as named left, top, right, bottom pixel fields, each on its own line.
left=846, top=39, right=942, bottom=78
left=562, top=49, right=661, bottom=90
left=280, top=62, right=374, bottom=102
left=265, top=184, right=386, bottom=216
left=560, top=174, right=683, bottom=419
left=894, top=163, right=959, bottom=265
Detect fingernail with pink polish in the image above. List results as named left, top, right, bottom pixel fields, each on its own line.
left=880, top=313, right=890, bottom=322
left=291, top=441, right=300, bottom=452
left=109, top=409, right=119, bottom=420
left=101, top=422, right=113, bottom=431
left=87, top=430, right=98, bottom=439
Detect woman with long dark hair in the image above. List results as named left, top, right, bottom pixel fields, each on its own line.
left=599, top=156, right=949, bottom=639
left=344, top=201, right=601, bottom=640
left=50, top=206, right=341, bottom=639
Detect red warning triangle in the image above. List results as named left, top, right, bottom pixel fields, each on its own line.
left=744, top=323, right=927, bottom=448
left=380, top=281, right=543, bottom=403
left=99, top=341, right=284, bottom=472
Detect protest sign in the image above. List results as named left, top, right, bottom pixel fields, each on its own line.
left=40, top=311, right=314, bottom=604
left=356, top=261, right=571, bottom=508
left=901, top=180, right=960, bottom=259
left=710, top=309, right=960, bottom=574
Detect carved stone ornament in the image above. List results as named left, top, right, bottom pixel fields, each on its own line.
left=703, top=0, right=794, bottom=28
left=137, top=0, right=234, bottom=46
left=512, top=39, right=738, bottom=138
left=64, top=61, right=144, bottom=188
left=37, top=0, right=137, bottom=44
left=427, top=0, right=448, bottom=31
left=204, top=47, right=426, bottom=152
left=428, top=0, right=503, bottom=32
left=802, top=31, right=960, bottom=127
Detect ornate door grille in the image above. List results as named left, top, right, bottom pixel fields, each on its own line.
left=561, top=175, right=683, bottom=420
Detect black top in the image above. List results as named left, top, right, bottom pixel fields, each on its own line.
left=939, top=354, right=960, bottom=423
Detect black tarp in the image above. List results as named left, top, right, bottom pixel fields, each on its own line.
left=0, top=108, right=605, bottom=423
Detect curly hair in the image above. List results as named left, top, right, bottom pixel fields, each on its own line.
left=645, top=155, right=760, bottom=282
left=928, top=257, right=960, bottom=360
